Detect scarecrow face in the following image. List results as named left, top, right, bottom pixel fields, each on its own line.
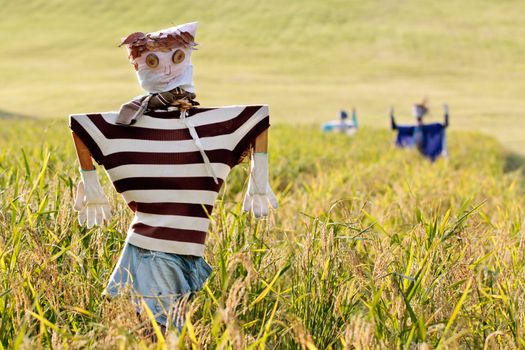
left=132, top=47, right=192, bottom=93
left=412, top=104, right=427, bottom=121
left=122, top=22, right=198, bottom=93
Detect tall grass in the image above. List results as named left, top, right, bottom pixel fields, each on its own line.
left=0, top=119, right=524, bottom=348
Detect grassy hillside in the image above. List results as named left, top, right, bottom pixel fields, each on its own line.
left=0, top=119, right=524, bottom=348
left=1, top=0, right=524, bottom=153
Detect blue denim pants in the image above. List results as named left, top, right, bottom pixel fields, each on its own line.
left=105, top=243, right=212, bottom=329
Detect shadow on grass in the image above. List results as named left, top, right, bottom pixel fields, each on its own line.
left=0, top=109, right=33, bottom=120
left=505, top=151, right=525, bottom=177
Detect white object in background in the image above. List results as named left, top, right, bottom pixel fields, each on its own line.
left=321, top=108, right=358, bottom=136
left=321, top=120, right=357, bottom=135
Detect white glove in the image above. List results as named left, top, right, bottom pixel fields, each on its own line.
left=242, top=153, right=278, bottom=217
left=74, top=169, right=112, bottom=228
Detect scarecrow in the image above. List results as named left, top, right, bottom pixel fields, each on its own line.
left=390, top=99, right=449, bottom=161
left=69, top=21, right=278, bottom=333
left=321, top=108, right=359, bottom=136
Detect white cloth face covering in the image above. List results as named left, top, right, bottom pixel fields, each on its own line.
left=135, top=48, right=194, bottom=93
left=131, top=21, right=198, bottom=93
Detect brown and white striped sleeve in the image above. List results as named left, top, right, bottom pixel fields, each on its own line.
left=69, top=113, right=110, bottom=165
left=224, top=105, right=270, bottom=164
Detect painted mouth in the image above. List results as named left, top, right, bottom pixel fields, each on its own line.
left=161, top=75, right=179, bottom=85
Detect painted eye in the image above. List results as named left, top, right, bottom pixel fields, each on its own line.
left=172, top=49, right=185, bottom=64
left=145, top=53, right=159, bottom=68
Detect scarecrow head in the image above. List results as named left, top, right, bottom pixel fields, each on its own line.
left=120, top=22, right=198, bottom=93
left=412, top=98, right=428, bottom=123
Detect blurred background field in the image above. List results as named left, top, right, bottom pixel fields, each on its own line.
left=0, top=0, right=524, bottom=153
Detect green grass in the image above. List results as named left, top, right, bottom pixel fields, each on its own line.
left=0, top=119, right=524, bottom=348
left=1, top=0, right=525, bottom=154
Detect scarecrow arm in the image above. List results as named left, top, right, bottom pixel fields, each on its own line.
left=243, top=128, right=278, bottom=217
left=72, top=132, right=95, bottom=170
left=390, top=106, right=397, bottom=130
left=443, top=104, right=449, bottom=128
left=254, top=129, right=268, bottom=153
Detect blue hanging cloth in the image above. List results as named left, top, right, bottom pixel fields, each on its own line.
left=395, top=126, right=417, bottom=147
left=395, top=123, right=446, bottom=161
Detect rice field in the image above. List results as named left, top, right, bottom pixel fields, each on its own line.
left=0, top=119, right=524, bottom=348
left=1, top=0, right=525, bottom=348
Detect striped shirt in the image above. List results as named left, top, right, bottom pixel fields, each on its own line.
left=69, top=105, right=270, bottom=256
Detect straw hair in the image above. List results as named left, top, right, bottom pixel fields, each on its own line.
left=120, top=31, right=197, bottom=60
